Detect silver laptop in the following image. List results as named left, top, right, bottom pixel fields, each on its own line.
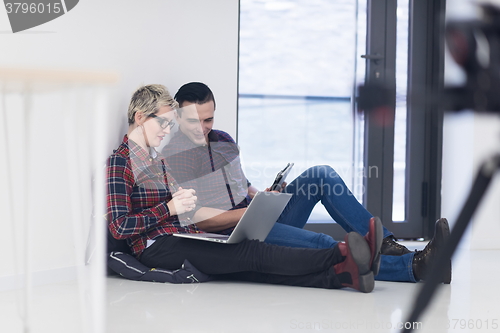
left=173, top=191, right=292, bottom=244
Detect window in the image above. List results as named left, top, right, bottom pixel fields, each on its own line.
left=238, top=0, right=366, bottom=223
left=238, top=0, right=445, bottom=239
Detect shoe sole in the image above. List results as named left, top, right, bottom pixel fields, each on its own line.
left=370, top=217, right=384, bottom=276
left=437, top=218, right=452, bottom=284
left=347, top=232, right=374, bottom=293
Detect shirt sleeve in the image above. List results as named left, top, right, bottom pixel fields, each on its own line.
left=219, top=131, right=253, bottom=191
left=106, top=155, right=172, bottom=239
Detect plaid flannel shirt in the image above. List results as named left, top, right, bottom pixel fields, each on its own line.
left=106, top=135, right=202, bottom=257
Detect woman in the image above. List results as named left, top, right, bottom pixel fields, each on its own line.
left=106, top=84, right=382, bottom=292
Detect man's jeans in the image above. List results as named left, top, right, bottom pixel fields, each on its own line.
left=264, top=165, right=416, bottom=282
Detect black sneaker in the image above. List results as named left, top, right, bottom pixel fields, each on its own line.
left=380, top=235, right=412, bottom=256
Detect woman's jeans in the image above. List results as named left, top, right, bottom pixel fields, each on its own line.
left=264, top=165, right=416, bottom=282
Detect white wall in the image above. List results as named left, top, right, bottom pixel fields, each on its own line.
left=441, top=0, right=500, bottom=250
left=465, top=115, right=500, bottom=250
left=0, top=0, right=239, bottom=283
left=442, top=113, right=500, bottom=250
left=0, top=0, right=239, bottom=138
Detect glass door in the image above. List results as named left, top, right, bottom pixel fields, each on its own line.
left=362, top=0, right=445, bottom=239
left=237, top=0, right=444, bottom=240
left=237, top=0, right=367, bottom=238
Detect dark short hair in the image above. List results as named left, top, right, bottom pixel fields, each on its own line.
left=175, top=82, right=216, bottom=116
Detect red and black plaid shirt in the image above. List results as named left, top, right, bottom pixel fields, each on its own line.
left=106, top=135, right=201, bottom=257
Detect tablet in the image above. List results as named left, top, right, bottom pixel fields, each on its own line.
left=270, top=163, right=294, bottom=191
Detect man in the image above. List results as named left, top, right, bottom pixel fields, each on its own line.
left=162, top=82, right=452, bottom=284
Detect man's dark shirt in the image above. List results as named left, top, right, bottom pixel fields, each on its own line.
left=162, top=129, right=252, bottom=213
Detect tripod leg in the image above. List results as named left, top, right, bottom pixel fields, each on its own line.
left=402, top=153, right=500, bottom=333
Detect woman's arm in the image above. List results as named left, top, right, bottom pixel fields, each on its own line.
left=106, top=155, right=172, bottom=239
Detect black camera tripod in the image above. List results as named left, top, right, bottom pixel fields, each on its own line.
left=402, top=151, right=500, bottom=332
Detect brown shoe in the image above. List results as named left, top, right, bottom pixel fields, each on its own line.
left=380, top=235, right=412, bottom=256
left=363, top=217, right=383, bottom=276
left=412, top=218, right=452, bottom=284
left=334, top=232, right=375, bottom=293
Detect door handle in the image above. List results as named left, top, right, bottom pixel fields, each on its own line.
left=361, top=54, right=384, bottom=61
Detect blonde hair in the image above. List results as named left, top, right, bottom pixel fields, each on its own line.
left=127, top=84, right=179, bottom=124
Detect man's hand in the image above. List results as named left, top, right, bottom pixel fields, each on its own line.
left=167, top=187, right=197, bottom=215
left=265, top=182, right=287, bottom=193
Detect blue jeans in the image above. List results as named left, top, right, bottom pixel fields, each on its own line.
left=264, top=165, right=416, bottom=282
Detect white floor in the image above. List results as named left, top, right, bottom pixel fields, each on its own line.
left=2, top=244, right=500, bottom=333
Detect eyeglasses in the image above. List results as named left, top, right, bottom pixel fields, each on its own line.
left=149, top=114, right=175, bottom=129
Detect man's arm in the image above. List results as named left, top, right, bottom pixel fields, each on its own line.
left=247, top=185, right=259, bottom=199
left=248, top=182, right=287, bottom=199
left=192, top=207, right=247, bottom=232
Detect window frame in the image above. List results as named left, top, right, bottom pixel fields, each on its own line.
left=363, top=0, right=446, bottom=239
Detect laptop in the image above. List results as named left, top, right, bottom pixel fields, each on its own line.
left=173, top=191, right=292, bottom=244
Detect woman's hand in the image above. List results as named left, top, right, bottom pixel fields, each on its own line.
left=167, top=187, right=197, bottom=215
